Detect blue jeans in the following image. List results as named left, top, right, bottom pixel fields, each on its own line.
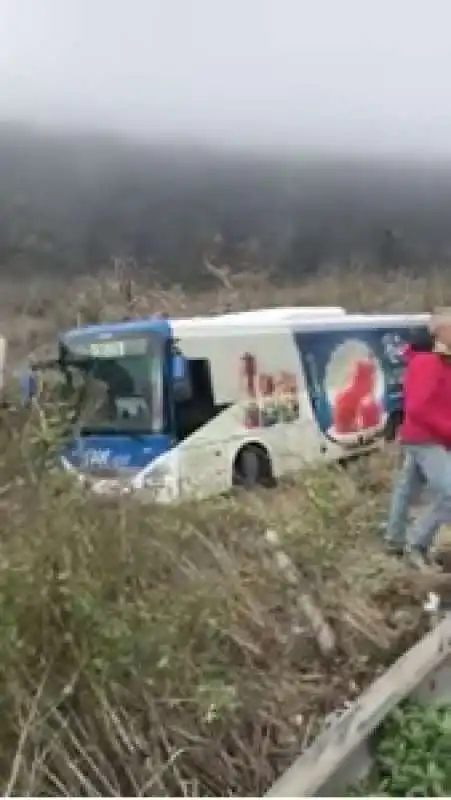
left=385, top=449, right=423, bottom=547
left=404, top=444, right=451, bottom=552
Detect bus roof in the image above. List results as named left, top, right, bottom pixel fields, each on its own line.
left=63, top=317, right=172, bottom=341
left=200, top=306, right=346, bottom=322
left=63, top=307, right=345, bottom=340
left=172, top=312, right=431, bottom=338
left=63, top=310, right=431, bottom=342
left=173, top=307, right=346, bottom=330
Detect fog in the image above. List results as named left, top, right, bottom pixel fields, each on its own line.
left=1, top=0, right=451, bottom=155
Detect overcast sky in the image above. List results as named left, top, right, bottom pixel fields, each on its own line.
left=1, top=0, right=451, bottom=155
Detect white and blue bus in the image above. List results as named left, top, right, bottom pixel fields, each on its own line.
left=23, top=307, right=430, bottom=501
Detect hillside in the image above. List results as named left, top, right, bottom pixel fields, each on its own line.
left=3, top=124, right=451, bottom=284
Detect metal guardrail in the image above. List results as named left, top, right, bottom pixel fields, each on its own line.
left=265, top=613, right=451, bottom=797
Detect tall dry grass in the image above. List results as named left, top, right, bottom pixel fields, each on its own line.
left=2, top=262, right=449, bottom=360
left=0, top=264, right=447, bottom=795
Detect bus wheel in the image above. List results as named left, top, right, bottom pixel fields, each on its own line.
left=233, top=444, right=274, bottom=489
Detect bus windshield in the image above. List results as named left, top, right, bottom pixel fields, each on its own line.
left=59, top=333, right=165, bottom=435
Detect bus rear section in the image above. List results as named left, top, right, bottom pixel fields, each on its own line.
left=294, top=314, right=430, bottom=452
left=130, top=312, right=431, bottom=499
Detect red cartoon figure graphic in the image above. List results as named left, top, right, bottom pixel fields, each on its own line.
left=357, top=360, right=382, bottom=429
left=333, top=358, right=382, bottom=434
left=333, top=373, right=358, bottom=434
left=327, top=343, right=385, bottom=445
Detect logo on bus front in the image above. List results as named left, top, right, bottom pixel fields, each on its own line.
left=81, top=449, right=112, bottom=470
left=79, top=448, right=132, bottom=471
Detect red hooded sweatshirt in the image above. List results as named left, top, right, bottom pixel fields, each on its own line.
left=399, top=347, right=451, bottom=448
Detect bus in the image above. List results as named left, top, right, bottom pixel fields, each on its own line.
left=22, top=307, right=430, bottom=501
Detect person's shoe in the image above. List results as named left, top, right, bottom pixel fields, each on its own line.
left=425, top=551, right=444, bottom=572
left=383, top=541, right=405, bottom=557
left=405, top=547, right=429, bottom=570
left=406, top=547, right=442, bottom=571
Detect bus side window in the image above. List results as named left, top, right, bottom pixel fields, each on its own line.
left=173, top=371, right=192, bottom=402
left=174, top=358, right=216, bottom=440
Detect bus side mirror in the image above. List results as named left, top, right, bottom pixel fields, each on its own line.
left=172, top=353, right=187, bottom=381
left=171, top=352, right=191, bottom=400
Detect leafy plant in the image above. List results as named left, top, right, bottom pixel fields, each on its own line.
left=349, top=702, right=451, bottom=796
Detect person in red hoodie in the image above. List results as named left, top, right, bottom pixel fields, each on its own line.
left=383, top=331, right=433, bottom=556
left=393, top=309, right=451, bottom=569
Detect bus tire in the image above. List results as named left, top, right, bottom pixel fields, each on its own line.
left=233, top=444, right=274, bottom=490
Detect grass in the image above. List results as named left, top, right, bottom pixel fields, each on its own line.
left=0, top=422, right=435, bottom=796
left=0, top=263, right=450, bottom=795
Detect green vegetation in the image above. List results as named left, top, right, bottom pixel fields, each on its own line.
left=0, top=389, right=433, bottom=795
left=0, top=266, right=450, bottom=794
left=349, top=703, right=451, bottom=796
